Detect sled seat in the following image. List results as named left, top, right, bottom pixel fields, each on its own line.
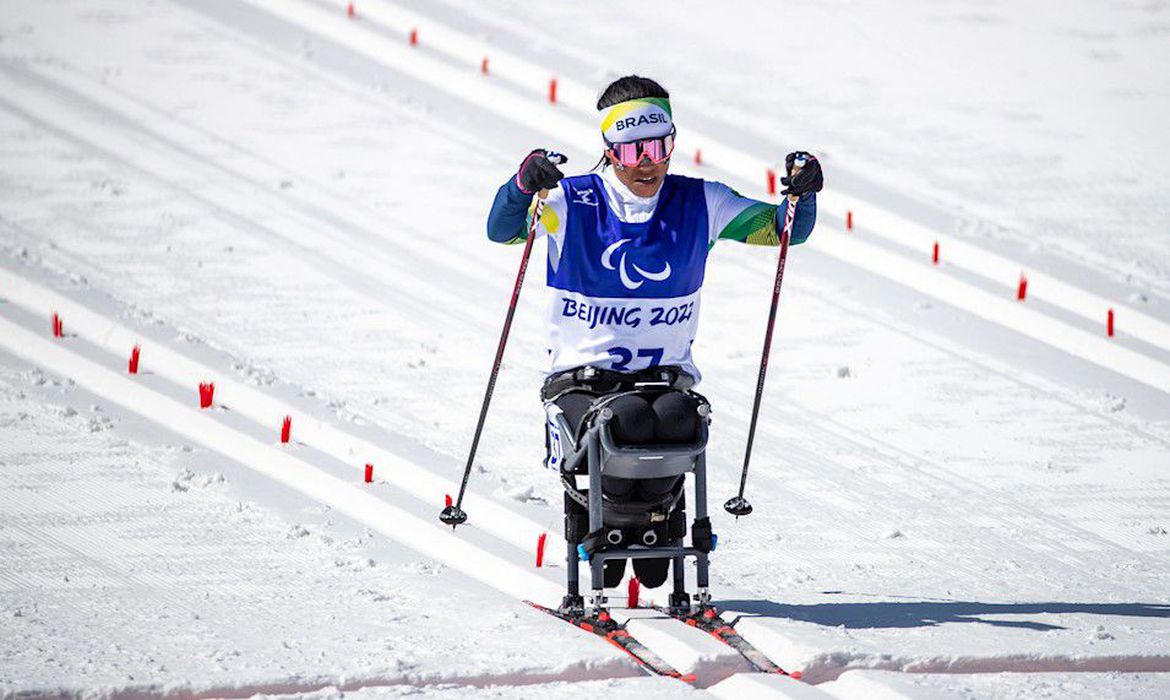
left=544, top=383, right=715, bottom=615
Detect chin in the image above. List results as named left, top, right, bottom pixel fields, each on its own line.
left=631, top=176, right=664, bottom=197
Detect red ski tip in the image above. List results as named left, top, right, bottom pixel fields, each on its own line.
left=680, top=673, right=698, bottom=683
left=790, top=670, right=803, bottom=680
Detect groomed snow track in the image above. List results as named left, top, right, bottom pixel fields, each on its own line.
left=2, top=0, right=1169, bottom=696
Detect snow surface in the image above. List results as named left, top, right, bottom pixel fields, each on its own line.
left=1, top=0, right=1168, bottom=697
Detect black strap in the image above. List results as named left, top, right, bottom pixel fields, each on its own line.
left=542, top=365, right=693, bottom=401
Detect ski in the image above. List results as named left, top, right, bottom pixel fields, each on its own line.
left=650, top=604, right=799, bottom=678
left=526, top=601, right=696, bottom=682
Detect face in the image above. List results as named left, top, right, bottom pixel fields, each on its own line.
left=608, top=153, right=670, bottom=197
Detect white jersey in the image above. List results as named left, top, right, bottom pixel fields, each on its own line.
left=531, top=167, right=785, bottom=384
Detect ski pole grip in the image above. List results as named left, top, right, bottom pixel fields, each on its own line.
left=786, top=162, right=803, bottom=203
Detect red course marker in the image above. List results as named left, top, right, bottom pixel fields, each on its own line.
left=846, top=210, right=853, bottom=231
left=766, top=168, right=777, bottom=196
left=51, top=313, right=63, bottom=338
left=535, top=532, right=547, bottom=568
left=198, top=382, right=215, bottom=409
left=1017, top=274, right=1028, bottom=301
left=627, top=576, right=640, bottom=609
left=280, top=415, right=291, bottom=444
left=409, top=28, right=418, bottom=46
left=346, top=2, right=354, bottom=19
left=1108, top=308, right=1115, bottom=337
left=694, top=149, right=702, bottom=165
left=445, top=493, right=453, bottom=507
left=548, top=78, right=558, bottom=104
left=128, top=345, right=141, bottom=374
left=932, top=241, right=940, bottom=265
left=480, top=57, right=489, bottom=75
left=364, top=463, right=374, bottom=483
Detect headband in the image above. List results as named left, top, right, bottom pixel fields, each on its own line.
left=599, top=97, right=673, bottom=143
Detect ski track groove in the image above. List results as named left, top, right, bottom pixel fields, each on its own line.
left=2, top=2, right=1168, bottom=692
left=705, top=265, right=1170, bottom=575
left=716, top=388, right=1163, bottom=603
left=1, top=61, right=1162, bottom=603
left=700, top=317, right=1167, bottom=601
left=692, top=276, right=1170, bottom=600
left=396, top=0, right=1170, bottom=346
left=0, top=58, right=560, bottom=382
left=8, top=7, right=1168, bottom=465
left=0, top=303, right=749, bottom=691
left=0, top=64, right=480, bottom=333
left=13, top=53, right=513, bottom=301
left=255, top=0, right=1170, bottom=364
left=11, top=265, right=1151, bottom=688
left=2, top=34, right=1160, bottom=604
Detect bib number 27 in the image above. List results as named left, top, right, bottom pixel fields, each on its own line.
left=606, top=346, right=664, bottom=371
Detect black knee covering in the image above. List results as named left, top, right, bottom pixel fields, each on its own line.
left=607, top=394, right=655, bottom=444
left=652, top=391, right=700, bottom=443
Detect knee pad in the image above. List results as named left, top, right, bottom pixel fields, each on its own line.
left=651, top=392, right=699, bottom=443
left=607, top=394, right=655, bottom=444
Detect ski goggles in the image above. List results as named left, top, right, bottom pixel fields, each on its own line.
left=605, top=129, right=676, bottom=167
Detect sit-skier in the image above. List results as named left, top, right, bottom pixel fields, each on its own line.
left=486, top=75, right=823, bottom=601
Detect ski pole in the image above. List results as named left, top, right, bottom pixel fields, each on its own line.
left=724, top=167, right=803, bottom=518
left=440, top=182, right=555, bottom=528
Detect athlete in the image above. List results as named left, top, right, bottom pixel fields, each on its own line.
left=485, top=75, right=822, bottom=592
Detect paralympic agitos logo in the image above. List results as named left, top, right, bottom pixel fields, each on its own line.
left=601, top=238, right=671, bottom=290
left=613, top=113, right=669, bottom=131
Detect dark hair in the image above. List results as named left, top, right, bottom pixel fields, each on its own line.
left=593, top=75, right=671, bottom=170
left=596, top=75, right=670, bottom=110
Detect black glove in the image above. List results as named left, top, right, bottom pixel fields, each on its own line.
left=515, top=149, right=567, bottom=195
left=780, top=151, right=823, bottom=196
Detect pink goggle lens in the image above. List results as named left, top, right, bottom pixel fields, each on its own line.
left=610, top=133, right=674, bottom=167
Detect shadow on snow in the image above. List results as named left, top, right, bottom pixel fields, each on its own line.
left=717, top=596, right=1170, bottom=632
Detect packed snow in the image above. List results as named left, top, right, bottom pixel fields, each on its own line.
left=1, top=0, right=1168, bottom=697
